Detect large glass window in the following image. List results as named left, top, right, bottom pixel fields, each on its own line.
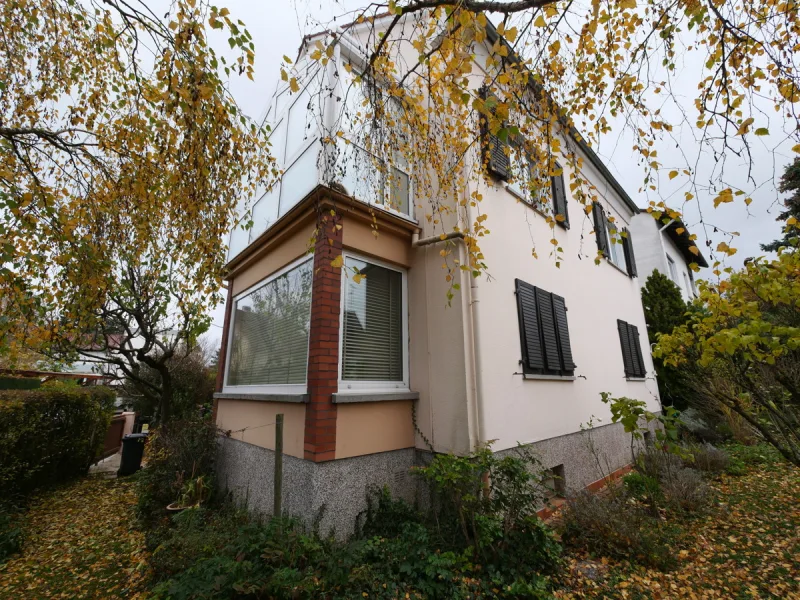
left=226, top=259, right=313, bottom=389
left=341, top=257, right=405, bottom=384
left=338, top=61, right=412, bottom=218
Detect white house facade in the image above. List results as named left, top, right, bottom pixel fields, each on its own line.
left=214, top=13, right=662, bottom=535
left=629, top=214, right=708, bottom=301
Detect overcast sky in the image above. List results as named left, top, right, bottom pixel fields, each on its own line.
left=202, top=0, right=789, bottom=347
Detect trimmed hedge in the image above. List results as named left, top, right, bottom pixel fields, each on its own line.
left=0, top=387, right=115, bottom=496
left=0, top=376, right=41, bottom=390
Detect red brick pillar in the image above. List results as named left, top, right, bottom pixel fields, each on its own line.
left=304, top=212, right=342, bottom=462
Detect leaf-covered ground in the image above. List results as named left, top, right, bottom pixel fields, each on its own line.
left=0, top=474, right=150, bottom=599
left=555, top=452, right=800, bottom=599
left=0, top=451, right=797, bottom=599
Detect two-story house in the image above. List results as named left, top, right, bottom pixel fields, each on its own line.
left=213, top=13, right=662, bottom=535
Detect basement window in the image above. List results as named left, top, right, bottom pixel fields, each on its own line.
left=541, top=464, right=566, bottom=499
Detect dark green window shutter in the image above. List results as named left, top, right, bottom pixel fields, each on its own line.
left=617, top=319, right=633, bottom=376
left=515, top=279, right=544, bottom=370
left=628, top=324, right=645, bottom=377
left=479, top=88, right=510, bottom=180
left=551, top=167, right=569, bottom=229
left=622, top=228, right=638, bottom=277
left=618, top=319, right=645, bottom=377
left=535, top=288, right=562, bottom=372
left=552, top=294, right=575, bottom=370
left=592, top=203, right=608, bottom=256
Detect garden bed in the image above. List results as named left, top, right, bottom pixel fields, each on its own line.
left=554, top=445, right=800, bottom=599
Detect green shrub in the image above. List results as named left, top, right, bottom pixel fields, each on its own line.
left=724, top=443, right=783, bottom=475
left=684, top=443, right=730, bottom=473
left=661, top=468, right=710, bottom=513
left=637, top=444, right=683, bottom=481
left=136, top=414, right=218, bottom=528
left=145, top=444, right=561, bottom=599
left=623, top=471, right=663, bottom=503
left=411, top=443, right=562, bottom=577
left=150, top=501, right=555, bottom=600
left=561, top=490, right=681, bottom=570
left=0, top=376, right=41, bottom=390
left=0, top=386, right=114, bottom=496
left=0, top=508, right=24, bottom=562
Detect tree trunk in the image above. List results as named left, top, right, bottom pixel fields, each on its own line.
left=156, top=364, right=174, bottom=424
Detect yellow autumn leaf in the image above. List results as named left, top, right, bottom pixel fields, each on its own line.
left=668, top=170, right=678, bottom=180
left=736, top=117, right=754, bottom=135
left=289, top=77, right=300, bottom=93
left=534, top=15, right=547, bottom=27
left=778, top=80, right=800, bottom=103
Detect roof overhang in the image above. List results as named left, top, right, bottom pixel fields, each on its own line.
left=225, top=184, right=419, bottom=280
left=663, top=219, right=709, bottom=268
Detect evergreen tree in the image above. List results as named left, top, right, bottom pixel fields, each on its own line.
left=641, top=271, right=690, bottom=409
left=761, top=158, right=800, bottom=252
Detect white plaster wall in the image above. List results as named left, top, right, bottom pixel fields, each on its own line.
left=468, top=168, right=661, bottom=452
left=629, top=214, right=698, bottom=302
left=629, top=213, right=667, bottom=283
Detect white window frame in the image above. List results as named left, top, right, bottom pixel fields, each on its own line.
left=337, top=252, right=410, bottom=394
left=222, top=255, right=314, bottom=395
left=507, top=149, right=552, bottom=214
left=666, top=255, right=678, bottom=282
left=605, top=219, right=627, bottom=272
left=339, top=55, right=415, bottom=221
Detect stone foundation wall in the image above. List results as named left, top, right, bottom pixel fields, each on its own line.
left=510, top=419, right=657, bottom=493
left=216, top=437, right=418, bottom=537
left=217, top=419, right=654, bottom=538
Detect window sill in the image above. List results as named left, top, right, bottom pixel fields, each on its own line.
left=605, top=257, right=631, bottom=278
left=523, top=374, right=576, bottom=382
left=214, top=392, right=308, bottom=403
left=626, top=377, right=647, bottom=382
left=505, top=184, right=568, bottom=229
left=332, top=391, right=419, bottom=404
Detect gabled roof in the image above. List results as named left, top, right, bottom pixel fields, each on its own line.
left=663, top=219, right=709, bottom=268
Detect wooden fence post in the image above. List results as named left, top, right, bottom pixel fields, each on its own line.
left=274, top=414, right=284, bottom=519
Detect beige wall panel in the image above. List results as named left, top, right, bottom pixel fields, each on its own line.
left=231, top=222, right=315, bottom=295
left=215, top=400, right=306, bottom=459
left=342, top=216, right=412, bottom=267
left=335, top=401, right=415, bottom=459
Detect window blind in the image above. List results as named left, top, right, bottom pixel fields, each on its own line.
left=342, top=258, right=403, bottom=381
left=226, top=260, right=313, bottom=386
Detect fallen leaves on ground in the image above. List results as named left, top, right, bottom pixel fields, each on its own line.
left=555, top=458, right=800, bottom=599
left=0, top=474, right=150, bottom=599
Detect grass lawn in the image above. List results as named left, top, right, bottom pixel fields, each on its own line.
left=554, top=446, right=800, bottom=599
left=0, top=474, right=150, bottom=599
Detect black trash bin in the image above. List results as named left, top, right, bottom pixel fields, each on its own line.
left=118, top=433, right=148, bottom=476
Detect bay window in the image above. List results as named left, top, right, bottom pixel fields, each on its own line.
left=224, top=258, right=313, bottom=393
left=339, top=255, right=408, bottom=391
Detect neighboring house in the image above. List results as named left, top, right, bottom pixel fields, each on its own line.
left=214, top=14, right=662, bottom=535
left=629, top=215, right=709, bottom=301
